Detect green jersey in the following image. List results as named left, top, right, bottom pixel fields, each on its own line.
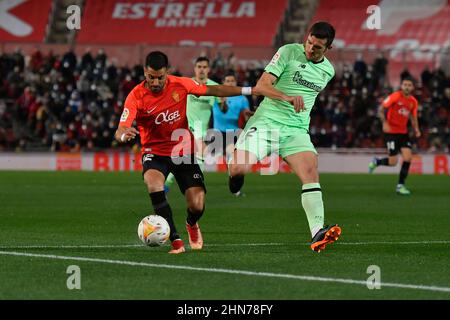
left=258, top=43, right=335, bottom=129
left=187, top=78, right=219, bottom=138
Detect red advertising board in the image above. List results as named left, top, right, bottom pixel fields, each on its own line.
left=77, top=0, right=287, bottom=46
left=0, top=0, right=52, bottom=42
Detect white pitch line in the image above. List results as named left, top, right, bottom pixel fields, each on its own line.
left=0, top=240, right=448, bottom=249
left=0, top=250, right=449, bottom=294
left=0, top=244, right=142, bottom=249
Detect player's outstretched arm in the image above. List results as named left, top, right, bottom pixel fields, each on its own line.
left=253, top=72, right=305, bottom=112
left=204, top=85, right=252, bottom=97
left=115, top=125, right=139, bottom=143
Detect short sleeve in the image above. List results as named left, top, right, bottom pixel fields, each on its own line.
left=382, top=92, right=399, bottom=108
left=120, top=91, right=138, bottom=127
left=180, top=77, right=208, bottom=96
left=411, top=98, right=419, bottom=117
left=265, top=45, right=290, bottom=78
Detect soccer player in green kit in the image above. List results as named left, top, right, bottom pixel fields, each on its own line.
left=228, top=22, right=342, bottom=252
left=165, top=57, right=218, bottom=192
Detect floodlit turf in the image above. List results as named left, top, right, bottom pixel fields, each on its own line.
left=0, top=171, right=449, bottom=300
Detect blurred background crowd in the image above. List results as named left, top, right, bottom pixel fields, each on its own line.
left=0, top=47, right=449, bottom=153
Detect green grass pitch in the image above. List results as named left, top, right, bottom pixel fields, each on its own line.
left=0, top=171, right=449, bottom=299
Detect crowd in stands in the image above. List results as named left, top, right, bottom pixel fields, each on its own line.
left=0, top=48, right=449, bottom=153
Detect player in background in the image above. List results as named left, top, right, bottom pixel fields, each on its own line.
left=115, top=51, right=257, bottom=254
left=212, top=72, right=253, bottom=162
left=164, top=57, right=218, bottom=193
left=368, top=77, right=421, bottom=195
left=228, top=22, right=341, bottom=252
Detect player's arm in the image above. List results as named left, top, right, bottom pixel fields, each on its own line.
left=253, top=72, right=305, bottom=112
left=377, top=104, right=386, bottom=122
left=204, top=85, right=250, bottom=98
left=115, top=94, right=139, bottom=143
left=411, top=115, right=421, bottom=138
left=379, top=93, right=396, bottom=132
left=410, top=101, right=421, bottom=138
left=115, top=125, right=139, bottom=143
left=378, top=104, right=391, bottom=133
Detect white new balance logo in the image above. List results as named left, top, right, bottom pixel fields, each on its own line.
left=0, top=0, right=33, bottom=36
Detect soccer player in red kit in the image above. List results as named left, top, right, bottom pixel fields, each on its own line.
left=114, top=51, right=269, bottom=254
left=368, top=77, right=421, bottom=195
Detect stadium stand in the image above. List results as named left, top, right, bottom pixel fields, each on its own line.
left=0, top=0, right=449, bottom=154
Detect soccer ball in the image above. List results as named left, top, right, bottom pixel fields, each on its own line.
left=137, top=215, right=170, bottom=246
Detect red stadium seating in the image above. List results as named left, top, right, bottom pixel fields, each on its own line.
left=313, top=0, right=449, bottom=47
left=0, top=0, right=52, bottom=42
left=312, top=0, right=450, bottom=84
left=77, top=0, right=288, bottom=46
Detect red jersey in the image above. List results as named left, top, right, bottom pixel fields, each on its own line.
left=382, top=91, right=418, bottom=134
left=120, top=75, right=207, bottom=156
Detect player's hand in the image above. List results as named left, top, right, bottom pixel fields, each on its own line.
left=284, top=95, right=305, bottom=112
left=121, top=127, right=139, bottom=142
left=415, top=129, right=421, bottom=138
left=382, top=122, right=391, bottom=133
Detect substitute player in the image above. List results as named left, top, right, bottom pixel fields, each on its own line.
left=368, top=77, right=421, bottom=195
left=164, top=57, right=218, bottom=192
left=115, top=51, right=256, bottom=254
left=228, top=22, right=341, bottom=252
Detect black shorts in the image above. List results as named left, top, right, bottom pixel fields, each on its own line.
left=142, top=153, right=206, bottom=194
left=384, top=133, right=412, bottom=156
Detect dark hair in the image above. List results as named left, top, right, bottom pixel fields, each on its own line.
left=401, top=76, right=415, bottom=85
left=195, top=56, right=210, bottom=65
left=308, top=21, right=335, bottom=47
left=223, top=71, right=236, bottom=80
left=145, top=51, right=169, bottom=70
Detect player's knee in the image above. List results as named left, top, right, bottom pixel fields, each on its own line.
left=301, top=165, right=318, bottom=181
left=187, top=193, right=205, bottom=214
left=229, top=164, right=248, bottom=177
left=143, top=174, right=164, bottom=193
left=403, top=154, right=412, bottom=162
left=389, top=157, right=398, bottom=166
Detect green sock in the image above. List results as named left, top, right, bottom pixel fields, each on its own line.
left=301, top=183, right=324, bottom=238
left=165, top=173, right=175, bottom=187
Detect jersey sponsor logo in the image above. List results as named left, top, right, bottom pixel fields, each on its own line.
left=292, top=71, right=322, bottom=92
left=398, top=108, right=410, bottom=117
left=120, top=108, right=129, bottom=122
left=155, top=109, right=180, bottom=124
left=269, top=52, right=280, bottom=65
